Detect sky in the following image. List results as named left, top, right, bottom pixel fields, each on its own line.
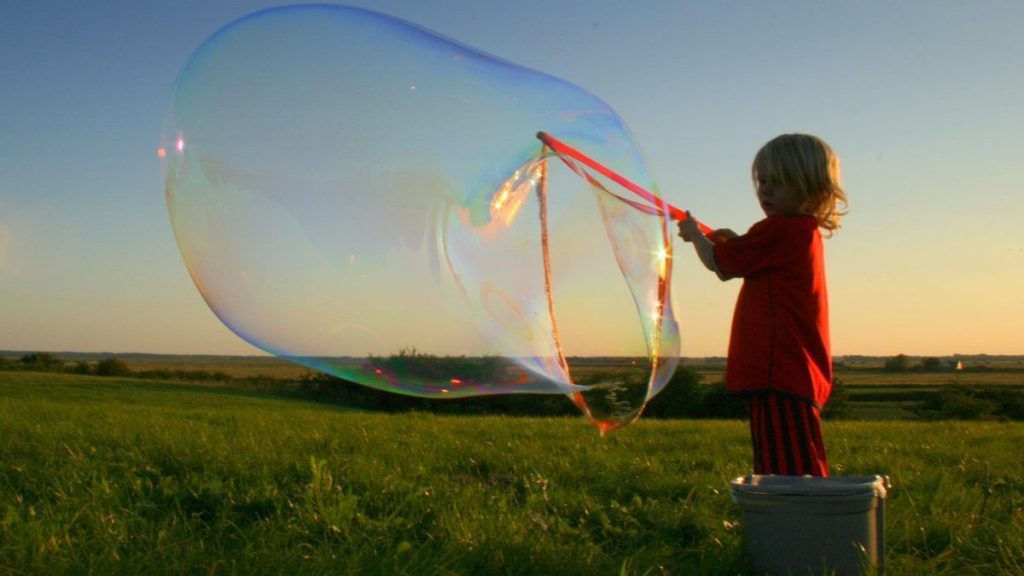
left=1, top=0, right=1022, bottom=359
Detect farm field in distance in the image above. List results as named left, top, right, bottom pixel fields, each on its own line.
left=10, top=351, right=1022, bottom=385
left=9, top=351, right=1020, bottom=421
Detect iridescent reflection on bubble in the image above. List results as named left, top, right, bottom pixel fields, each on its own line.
left=160, top=4, right=679, bottom=431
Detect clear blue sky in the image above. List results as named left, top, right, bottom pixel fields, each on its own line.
left=2, top=0, right=1022, bottom=357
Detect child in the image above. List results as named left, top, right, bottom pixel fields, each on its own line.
left=678, top=133, right=846, bottom=477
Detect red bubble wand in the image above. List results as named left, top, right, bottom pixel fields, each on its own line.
left=536, top=131, right=712, bottom=236
left=535, top=131, right=713, bottom=433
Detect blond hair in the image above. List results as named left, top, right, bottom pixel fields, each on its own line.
left=752, top=133, right=847, bottom=235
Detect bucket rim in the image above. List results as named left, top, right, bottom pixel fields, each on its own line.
left=730, top=474, right=890, bottom=498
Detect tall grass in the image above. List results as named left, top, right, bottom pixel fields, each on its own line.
left=1, top=372, right=1021, bottom=574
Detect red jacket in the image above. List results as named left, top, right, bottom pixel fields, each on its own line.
left=713, top=215, right=832, bottom=408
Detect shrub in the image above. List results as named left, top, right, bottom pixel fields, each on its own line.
left=991, top=389, right=1024, bottom=420
left=883, top=354, right=909, bottom=372
left=71, top=361, right=94, bottom=375
left=915, top=387, right=1000, bottom=420
left=643, top=366, right=706, bottom=418
left=823, top=379, right=852, bottom=419
left=298, top=370, right=380, bottom=407
left=369, top=348, right=502, bottom=383
left=95, top=357, right=132, bottom=377
left=701, top=383, right=748, bottom=419
left=19, top=352, right=63, bottom=371
left=645, top=368, right=746, bottom=419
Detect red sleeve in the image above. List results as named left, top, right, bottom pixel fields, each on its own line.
left=713, top=218, right=781, bottom=279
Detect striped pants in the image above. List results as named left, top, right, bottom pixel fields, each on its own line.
left=748, top=392, right=829, bottom=477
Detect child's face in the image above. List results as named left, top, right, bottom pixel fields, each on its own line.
left=755, top=173, right=805, bottom=217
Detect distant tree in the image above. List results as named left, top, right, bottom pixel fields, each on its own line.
left=883, top=354, right=910, bottom=372
left=921, top=357, right=943, bottom=372
left=643, top=365, right=706, bottom=418
left=19, top=352, right=63, bottom=371
left=71, top=361, right=94, bottom=375
left=644, top=367, right=746, bottom=419
left=701, top=382, right=748, bottom=419
left=95, top=357, right=132, bottom=377
left=915, top=388, right=998, bottom=420
left=370, top=348, right=502, bottom=383
left=823, top=379, right=852, bottom=419
left=993, top=389, right=1024, bottom=420
left=298, top=371, right=368, bottom=404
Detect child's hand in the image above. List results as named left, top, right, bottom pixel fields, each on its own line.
left=710, top=229, right=738, bottom=244
left=677, top=212, right=702, bottom=243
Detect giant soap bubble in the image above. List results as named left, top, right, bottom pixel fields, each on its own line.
left=160, top=4, right=679, bottom=431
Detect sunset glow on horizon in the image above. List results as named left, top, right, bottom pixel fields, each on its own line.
left=1, top=2, right=1021, bottom=358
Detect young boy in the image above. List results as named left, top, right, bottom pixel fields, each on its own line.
left=678, top=133, right=847, bottom=477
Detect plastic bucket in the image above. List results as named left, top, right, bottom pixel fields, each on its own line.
left=730, top=475, right=889, bottom=576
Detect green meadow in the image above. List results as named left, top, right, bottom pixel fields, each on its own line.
left=1, top=371, right=1022, bottom=575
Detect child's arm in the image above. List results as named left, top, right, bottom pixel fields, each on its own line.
left=678, top=213, right=732, bottom=280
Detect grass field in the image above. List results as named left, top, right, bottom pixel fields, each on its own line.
left=1, top=371, right=1022, bottom=574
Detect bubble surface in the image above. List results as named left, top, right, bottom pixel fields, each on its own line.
left=161, top=5, right=679, bottom=430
